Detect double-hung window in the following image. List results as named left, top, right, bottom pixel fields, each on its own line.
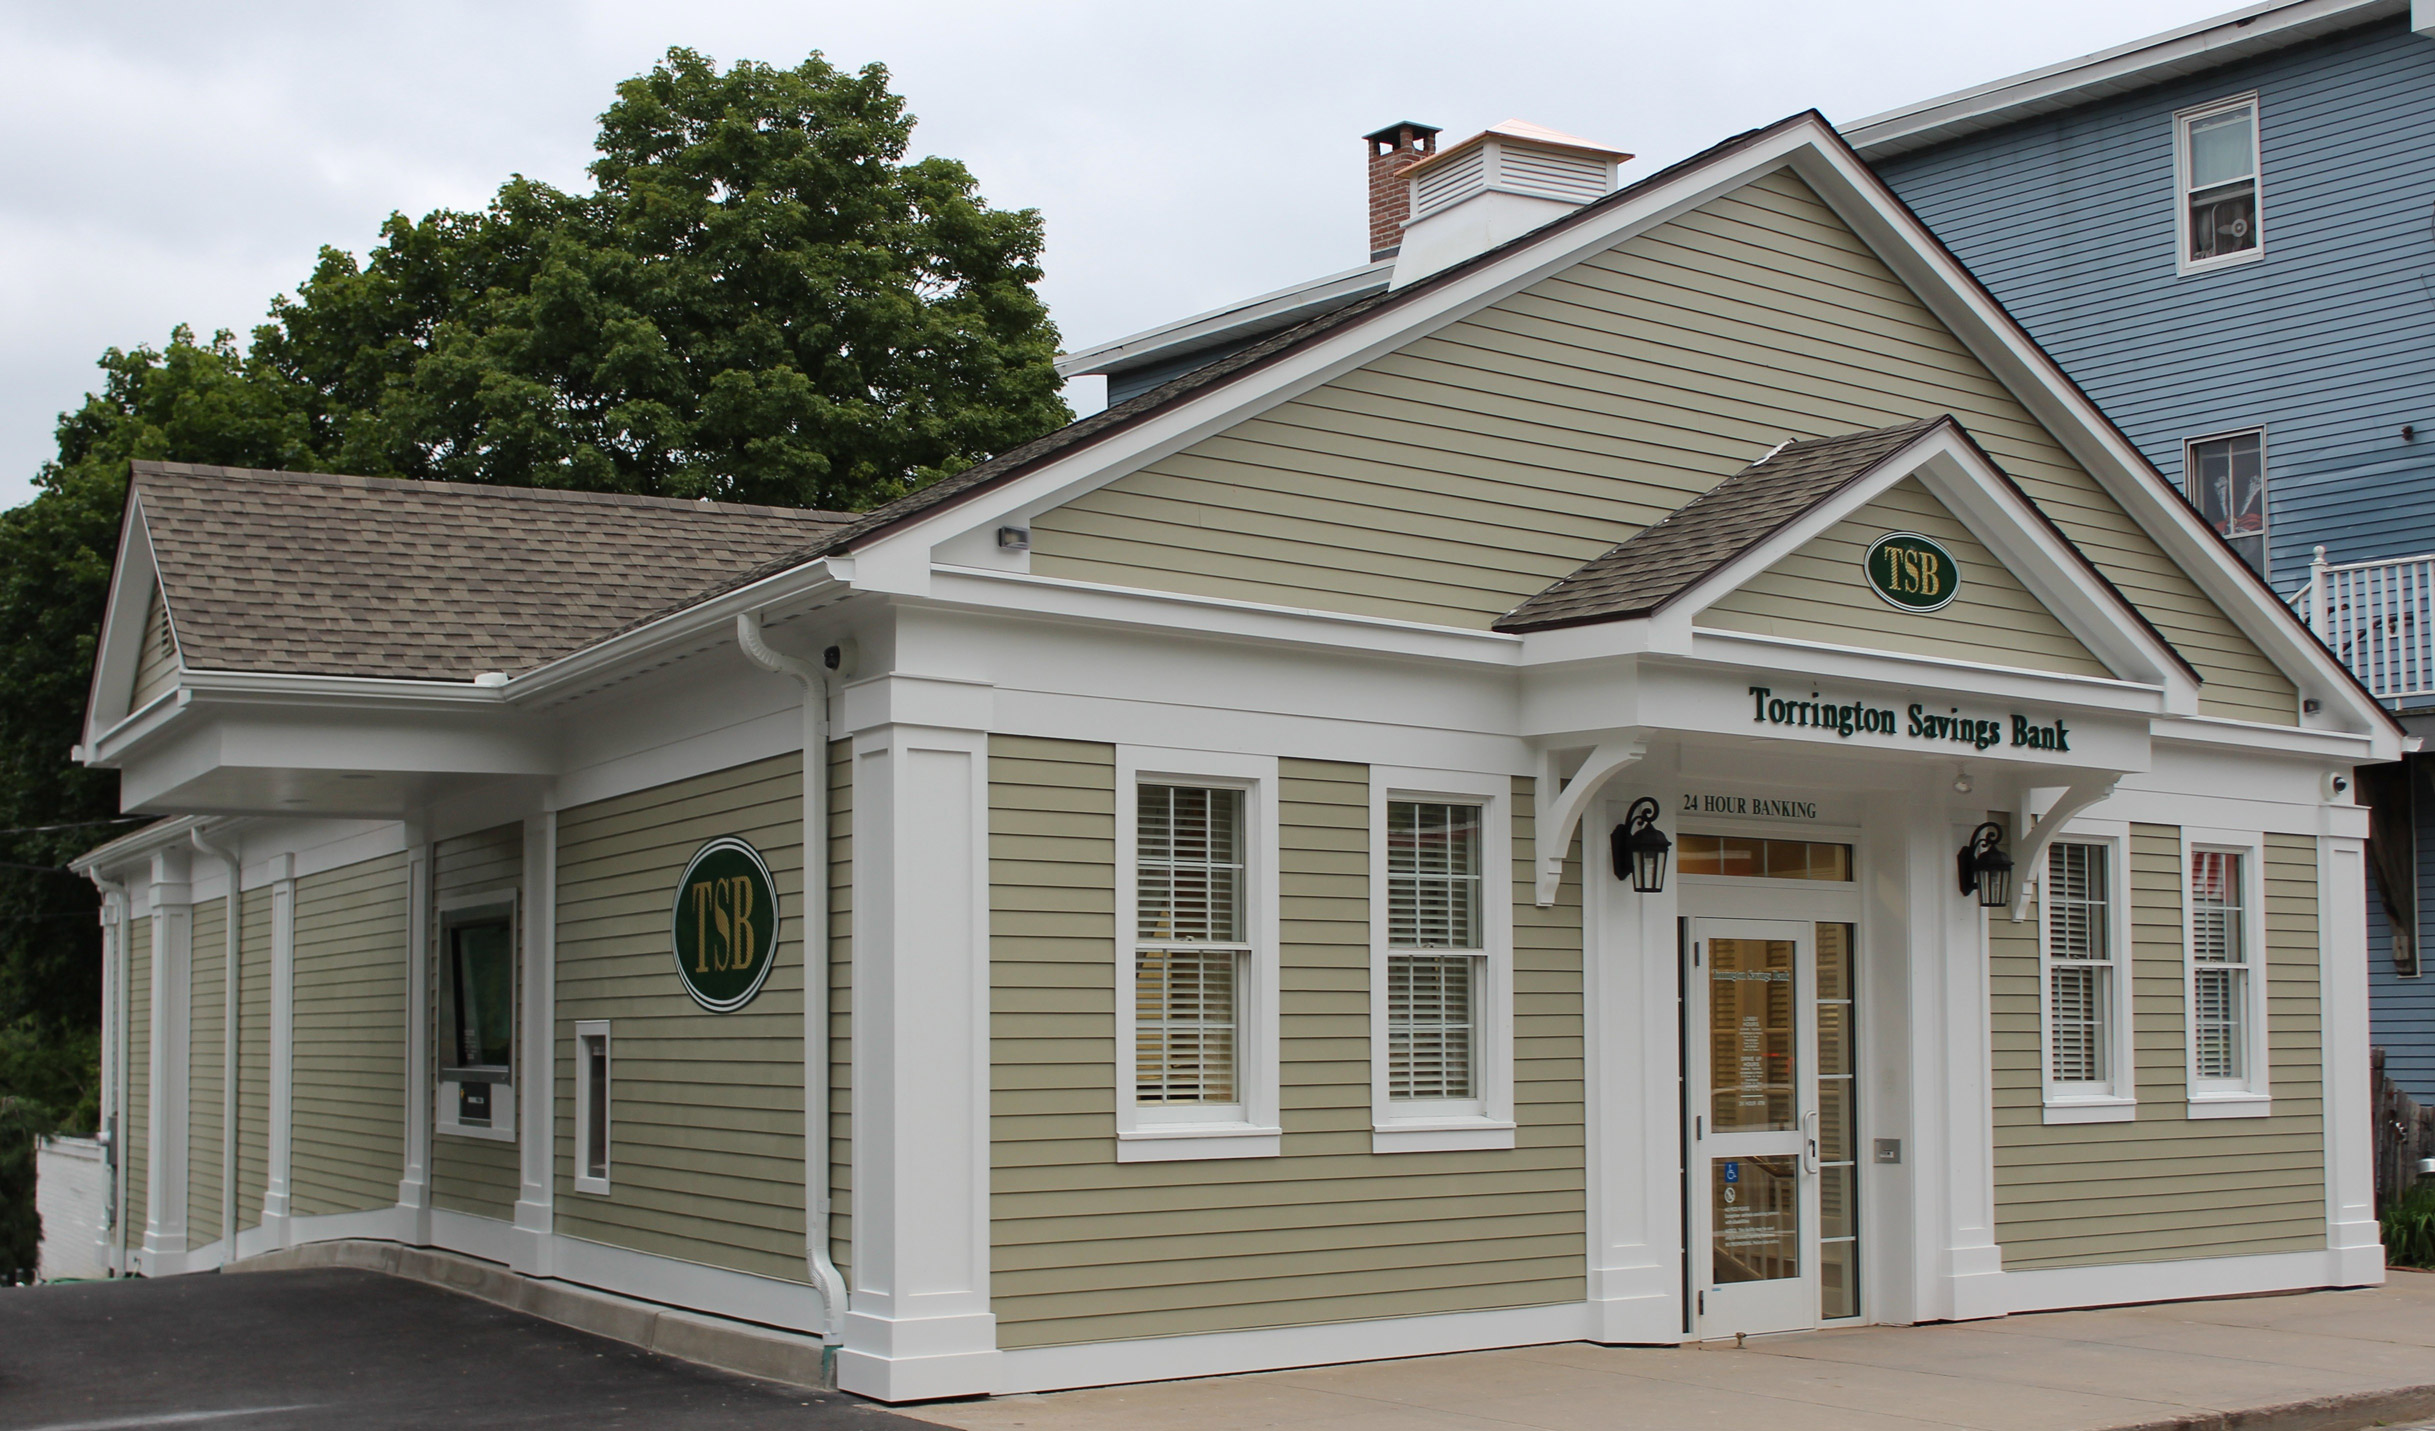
left=1116, top=750, right=1280, bottom=1161
left=2186, top=835, right=2271, bottom=1116
left=2185, top=430, right=2266, bottom=576
left=2177, top=95, right=2262, bottom=272
left=1370, top=769, right=1513, bottom=1151
left=2041, top=839, right=2132, bottom=1122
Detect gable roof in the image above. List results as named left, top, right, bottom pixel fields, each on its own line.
left=1846, top=0, right=2402, bottom=159
left=129, top=461, right=847, bottom=682
left=1496, top=419, right=1945, bottom=632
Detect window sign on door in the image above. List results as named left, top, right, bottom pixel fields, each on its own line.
left=1714, top=1155, right=1799, bottom=1283
left=1710, top=938, right=1795, bottom=1131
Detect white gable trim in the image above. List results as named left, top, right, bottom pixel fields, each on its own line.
left=1641, top=422, right=2197, bottom=710
left=84, top=502, right=167, bottom=743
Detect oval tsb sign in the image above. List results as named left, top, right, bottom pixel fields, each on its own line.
left=671, top=836, right=780, bottom=1013
left=1864, top=532, right=1961, bottom=613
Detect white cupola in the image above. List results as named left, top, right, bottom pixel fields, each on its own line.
left=1388, top=119, right=1632, bottom=288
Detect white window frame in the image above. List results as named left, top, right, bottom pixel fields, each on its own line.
left=573, top=1019, right=612, bottom=1194
left=2183, top=828, right=2272, bottom=1118
left=2182, top=426, right=2269, bottom=578
left=435, top=887, right=517, bottom=1142
left=2038, top=823, right=2136, bottom=1124
left=1114, top=747, right=1281, bottom=1162
left=2174, top=92, right=2265, bottom=276
left=1369, top=768, right=1515, bottom=1153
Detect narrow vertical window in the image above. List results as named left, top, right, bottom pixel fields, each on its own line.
left=1387, top=801, right=1483, bottom=1102
left=2185, top=430, right=2266, bottom=576
left=574, top=1020, right=611, bottom=1193
left=2179, top=98, right=2260, bottom=266
left=2190, top=851, right=2249, bottom=1082
left=2046, top=843, right=2113, bottom=1088
left=1135, top=785, right=1246, bottom=1106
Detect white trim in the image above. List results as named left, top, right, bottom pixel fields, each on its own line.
left=2320, top=835, right=2383, bottom=1281
left=1055, top=260, right=1392, bottom=381
left=2180, top=426, right=2271, bottom=579
left=1113, top=746, right=1284, bottom=1161
left=1368, top=767, right=1516, bottom=1152
left=1994, top=1247, right=2377, bottom=1315
left=548, top=1231, right=825, bottom=1331
left=2181, top=826, right=2272, bottom=1112
left=989, top=1300, right=1592, bottom=1396
left=514, top=814, right=557, bottom=1275
left=2174, top=93, right=2267, bottom=278
left=262, top=854, right=296, bottom=1244
left=399, top=839, right=431, bottom=1240
left=429, top=1205, right=519, bottom=1266
left=573, top=1020, right=612, bottom=1196
left=2037, top=825, right=2136, bottom=1119
left=140, top=846, right=192, bottom=1272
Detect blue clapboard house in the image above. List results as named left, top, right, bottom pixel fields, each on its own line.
left=1850, top=0, right=2435, bottom=1097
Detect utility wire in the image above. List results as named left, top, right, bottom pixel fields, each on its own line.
left=0, top=816, right=151, bottom=838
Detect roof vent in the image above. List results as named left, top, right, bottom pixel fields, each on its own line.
left=1389, top=120, right=1631, bottom=288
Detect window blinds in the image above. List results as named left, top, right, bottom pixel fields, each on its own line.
left=2046, top=843, right=2110, bottom=1085
left=1135, top=784, right=1247, bottom=1105
left=2190, top=850, right=2247, bottom=1081
left=1387, top=800, right=1483, bottom=1101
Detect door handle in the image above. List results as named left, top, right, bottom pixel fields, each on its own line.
left=1803, top=1110, right=1820, bottom=1174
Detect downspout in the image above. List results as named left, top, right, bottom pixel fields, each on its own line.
left=191, top=824, right=242, bottom=1259
left=734, top=612, right=849, bottom=1366
left=88, top=872, right=127, bottom=1269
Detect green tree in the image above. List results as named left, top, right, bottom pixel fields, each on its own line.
left=258, top=48, right=1068, bottom=509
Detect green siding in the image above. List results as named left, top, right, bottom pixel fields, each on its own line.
left=126, top=915, right=150, bottom=1256
left=290, top=852, right=408, bottom=1218
left=236, top=887, right=271, bottom=1232
left=430, top=824, right=523, bottom=1221
left=131, top=582, right=179, bottom=709
left=1031, top=169, right=2295, bottom=723
left=1992, top=826, right=2326, bottom=1268
left=1698, top=476, right=2110, bottom=677
left=553, top=755, right=810, bottom=1284
left=989, top=737, right=1587, bottom=1348
left=189, top=897, right=225, bottom=1250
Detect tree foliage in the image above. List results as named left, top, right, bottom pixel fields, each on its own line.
left=0, top=51, right=1069, bottom=1161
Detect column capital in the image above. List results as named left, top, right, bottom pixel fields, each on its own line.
left=839, top=673, right=994, bottom=738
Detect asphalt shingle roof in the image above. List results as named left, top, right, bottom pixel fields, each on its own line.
left=132, top=461, right=850, bottom=682
left=1494, top=418, right=1949, bottom=633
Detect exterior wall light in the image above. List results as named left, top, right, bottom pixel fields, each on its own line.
left=1612, top=796, right=1673, bottom=894
left=1957, top=821, right=2013, bottom=909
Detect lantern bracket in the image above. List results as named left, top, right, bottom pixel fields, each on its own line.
left=2006, top=777, right=2120, bottom=922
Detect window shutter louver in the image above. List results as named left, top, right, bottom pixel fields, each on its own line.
left=1135, top=785, right=1247, bottom=1105
left=1387, top=801, right=1485, bottom=1102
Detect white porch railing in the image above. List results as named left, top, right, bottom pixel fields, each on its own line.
left=2298, top=545, right=2435, bottom=704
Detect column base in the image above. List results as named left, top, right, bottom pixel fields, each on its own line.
left=838, top=1309, right=999, bottom=1402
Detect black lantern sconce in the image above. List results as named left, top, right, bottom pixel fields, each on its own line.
left=1956, top=821, right=2014, bottom=909
left=1611, top=796, right=1674, bottom=894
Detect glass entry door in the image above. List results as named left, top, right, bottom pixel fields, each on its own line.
left=1689, top=917, right=1821, bottom=1337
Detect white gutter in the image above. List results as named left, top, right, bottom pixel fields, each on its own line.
left=190, top=823, right=244, bottom=1257
left=505, top=562, right=849, bottom=707
left=733, top=611, right=850, bottom=1358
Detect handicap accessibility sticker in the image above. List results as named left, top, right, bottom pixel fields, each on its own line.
left=1723, top=1161, right=1739, bottom=1183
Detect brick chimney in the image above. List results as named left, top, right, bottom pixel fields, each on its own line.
left=1365, top=121, right=1441, bottom=262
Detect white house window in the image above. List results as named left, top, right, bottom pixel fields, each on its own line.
left=1135, top=784, right=1246, bottom=1105
left=574, top=1020, right=611, bottom=1194
left=437, top=899, right=516, bottom=1140
left=2186, top=430, right=2266, bottom=576
left=1387, top=800, right=1483, bottom=1101
left=2178, top=96, right=2261, bottom=269
left=2186, top=835, right=2271, bottom=1116
left=2043, top=842, right=2121, bottom=1096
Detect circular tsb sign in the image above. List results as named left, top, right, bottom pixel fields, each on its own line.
left=671, top=837, right=780, bottom=1013
left=1864, top=532, right=1961, bottom=614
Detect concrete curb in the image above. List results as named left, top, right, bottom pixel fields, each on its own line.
left=229, top=1240, right=833, bottom=1390
left=2107, top=1383, right=2435, bottom=1431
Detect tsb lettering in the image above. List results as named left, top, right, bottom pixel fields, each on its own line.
left=688, top=875, right=760, bottom=974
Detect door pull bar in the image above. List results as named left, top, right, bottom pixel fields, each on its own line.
left=1803, top=1110, right=1820, bottom=1174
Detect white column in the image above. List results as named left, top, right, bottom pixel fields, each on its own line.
left=142, top=846, right=192, bottom=1273
left=511, top=812, right=557, bottom=1276
left=2321, top=834, right=2383, bottom=1284
left=96, top=892, right=123, bottom=1275
left=838, top=675, right=997, bottom=1402
left=1583, top=779, right=1685, bottom=1343
left=262, top=854, right=297, bottom=1246
left=398, top=837, right=432, bottom=1243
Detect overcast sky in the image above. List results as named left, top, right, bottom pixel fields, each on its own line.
left=0, top=0, right=2237, bottom=510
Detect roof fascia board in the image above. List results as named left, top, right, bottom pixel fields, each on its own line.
left=502, top=560, right=847, bottom=705
left=1778, top=138, right=2396, bottom=742
left=69, top=815, right=207, bottom=877
left=84, top=499, right=162, bottom=743
left=1055, top=261, right=1394, bottom=380
left=859, top=124, right=1828, bottom=580
left=923, top=565, right=1523, bottom=667
left=1845, top=0, right=2401, bottom=158
left=2154, top=710, right=2384, bottom=759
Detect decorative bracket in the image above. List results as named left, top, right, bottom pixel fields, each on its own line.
left=2008, top=777, right=2120, bottom=922
left=1533, top=734, right=1650, bottom=906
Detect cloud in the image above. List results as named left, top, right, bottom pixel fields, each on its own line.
left=0, top=0, right=2233, bottom=507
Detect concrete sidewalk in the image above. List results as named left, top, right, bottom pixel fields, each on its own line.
left=913, top=1272, right=2435, bottom=1431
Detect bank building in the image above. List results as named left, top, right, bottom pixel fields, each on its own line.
left=67, top=112, right=2400, bottom=1402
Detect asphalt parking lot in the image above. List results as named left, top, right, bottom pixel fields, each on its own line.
left=0, top=1268, right=927, bottom=1430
